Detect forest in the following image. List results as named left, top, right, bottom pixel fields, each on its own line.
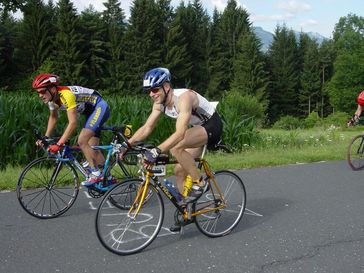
left=0, top=0, right=364, bottom=124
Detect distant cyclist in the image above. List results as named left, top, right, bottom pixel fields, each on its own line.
left=32, top=73, right=110, bottom=186
left=120, top=67, right=223, bottom=231
left=348, top=90, right=364, bottom=126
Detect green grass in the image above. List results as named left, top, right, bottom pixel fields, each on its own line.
left=1, top=127, right=361, bottom=191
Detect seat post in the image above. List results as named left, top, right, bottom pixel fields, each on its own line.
left=200, top=144, right=207, bottom=159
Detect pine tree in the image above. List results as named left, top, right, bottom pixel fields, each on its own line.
left=231, top=30, right=269, bottom=102
left=102, top=0, right=126, bottom=93
left=18, top=0, right=53, bottom=72
left=267, top=25, right=299, bottom=122
left=54, top=0, right=83, bottom=85
left=205, top=8, right=228, bottom=99
left=318, top=39, right=335, bottom=116
left=79, top=6, right=107, bottom=88
left=123, top=0, right=165, bottom=93
left=0, top=12, right=17, bottom=89
left=164, top=9, right=193, bottom=88
left=207, top=0, right=251, bottom=97
left=299, top=39, right=321, bottom=116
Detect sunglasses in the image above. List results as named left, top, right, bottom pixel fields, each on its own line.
left=149, top=88, right=160, bottom=94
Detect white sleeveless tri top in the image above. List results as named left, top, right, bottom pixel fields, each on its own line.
left=161, top=89, right=215, bottom=126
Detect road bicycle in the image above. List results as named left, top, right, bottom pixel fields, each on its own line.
left=347, top=133, right=364, bottom=170
left=95, top=143, right=246, bottom=255
left=16, top=125, right=138, bottom=219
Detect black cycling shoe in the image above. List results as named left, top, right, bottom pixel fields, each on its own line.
left=169, top=223, right=181, bottom=232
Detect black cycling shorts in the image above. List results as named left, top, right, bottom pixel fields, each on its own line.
left=201, top=112, right=223, bottom=149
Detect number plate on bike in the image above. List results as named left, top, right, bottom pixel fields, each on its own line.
left=152, top=165, right=166, bottom=176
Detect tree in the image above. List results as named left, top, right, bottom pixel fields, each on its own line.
left=0, top=12, right=17, bottom=89
left=231, top=30, right=269, bottom=102
left=79, top=6, right=107, bottom=88
left=54, top=0, right=83, bottom=84
left=18, top=0, right=53, bottom=72
left=206, top=0, right=251, bottom=97
left=318, top=39, right=335, bottom=116
left=205, top=8, right=228, bottom=99
left=328, top=14, right=364, bottom=113
left=299, top=39, right=321, bottom=116
left=267, top=25, right=299, bottom=122
left=123, top=0, right=165, bottom=93
left=102, top=0, right=126, bottom=93
left=164, top=9, right=193, bottom=87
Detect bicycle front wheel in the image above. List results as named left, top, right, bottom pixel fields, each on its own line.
left=194, top=170, right=246, bottom=237
left=347, top=134, right=364, bottom=170
left=17, top=157, right=79, bottom=219
left=95, top=179, right=164, bottom=255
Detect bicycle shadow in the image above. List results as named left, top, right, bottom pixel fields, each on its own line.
left=141, top=197, right=292, bottom=253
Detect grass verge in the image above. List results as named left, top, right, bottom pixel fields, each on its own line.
left=1, top=127, right=361, bottom=191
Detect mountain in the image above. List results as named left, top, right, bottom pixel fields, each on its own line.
left=252, top=26, right=328, bottom=52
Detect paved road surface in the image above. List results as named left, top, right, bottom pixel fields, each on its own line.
left=1, top=160, right=363, bottom=273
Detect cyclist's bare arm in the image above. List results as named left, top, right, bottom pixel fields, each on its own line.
left=128, top=103, right=162, bottom=145
left=158, top=93, right=193, bottom=153
left=354, top=105, right=362, bottom=118
left=58, top=108, right=78, bottom=144
left=37, top=110, right=58, bottom=146
left=45, top=109, right=58, bottom=137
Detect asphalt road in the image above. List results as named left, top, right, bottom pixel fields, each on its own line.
left=1, top=160, right=363, bottom=273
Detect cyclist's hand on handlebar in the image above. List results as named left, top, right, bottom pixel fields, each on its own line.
left=118, top=141, right=131, bottom=160
left=143, top=147, right=161, bottom=164
left=48, top=142, right=64, bottom=154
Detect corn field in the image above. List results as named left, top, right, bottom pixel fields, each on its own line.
left=0, top=91, right=257, bottom=169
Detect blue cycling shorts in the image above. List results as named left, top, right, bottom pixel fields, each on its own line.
left=84, top=99, right=110, bottom=138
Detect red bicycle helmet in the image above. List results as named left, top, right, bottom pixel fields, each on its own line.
left=32, top=73, right=60, bottom=89
left=357, top=91, right=364, bottom=106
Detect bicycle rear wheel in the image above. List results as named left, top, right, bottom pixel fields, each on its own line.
left=17, top=157, right=79, bottom=219
left=347, top=134, right=364, bottom=170
left=107, top=151, right=140, bottom=180
left=194, top=170, right=246, bottom=237
left=95, top=179, right=164, bottom=255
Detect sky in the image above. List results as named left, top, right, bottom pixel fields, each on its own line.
left=14, top=0, right=364, bottom=38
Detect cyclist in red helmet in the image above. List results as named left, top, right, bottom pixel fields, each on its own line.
left=348, top=91, right=364, bottom=126
left=32, top=73, right=111, bottom=186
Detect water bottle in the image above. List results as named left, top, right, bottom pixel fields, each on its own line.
left=164, top=179, right=182, bottom=202
left=82, top=160, right=92, bottom=175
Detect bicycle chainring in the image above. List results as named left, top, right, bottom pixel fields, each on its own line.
left=87, top=186, right=105, bottom=198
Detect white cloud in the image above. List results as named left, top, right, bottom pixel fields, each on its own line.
left=276, top=0, right=311, bottom=14
left=300, top=19, right=318, bottom=27
left=251, top=12, right=295, bottom=22
left=208, top=0, right=247, bottom=12
left=73, top=0, right=105, bottom=12
left=210, top=0, right=228, bottom=11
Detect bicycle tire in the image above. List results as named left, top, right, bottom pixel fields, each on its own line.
left=17, top=157, right=79, bottom=219
left=105, top=152, right=153, bottom=209
left=107, top=151, right=140, bottom=180
left=194, top=170, right=246, bottom=237
left=347, top=134, right=364, bottom=170
left=95, top=179, right=164, bottom=255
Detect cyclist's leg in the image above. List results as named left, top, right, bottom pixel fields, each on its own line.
left=78, top=129, right=99, bottom=168
left=170, top=125, right=207, bottom=185
left=80, top=100, right=110, bottom=168
left=173, top=147, right=203, bottom=193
